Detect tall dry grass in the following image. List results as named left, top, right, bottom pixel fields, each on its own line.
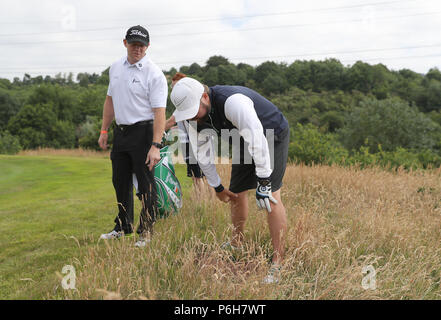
left=55, top=163, right=441, bottom=300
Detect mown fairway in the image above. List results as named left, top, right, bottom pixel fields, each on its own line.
left=0, top=153, right=190, bottom=299
left=1, top=152, right=441, bottom=299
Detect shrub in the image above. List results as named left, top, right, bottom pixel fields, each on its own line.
left=77, top=116, right=114, bottom=150
left=289, top=123, right=348, bottom=165
left=339, top=97, right=441, bottom=152
left=345, top=145, right=441, bottom=170
left=0, top=131, right=22, bottom=154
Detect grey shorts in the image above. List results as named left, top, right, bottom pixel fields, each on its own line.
left=229, top=126, right=290, bottom=193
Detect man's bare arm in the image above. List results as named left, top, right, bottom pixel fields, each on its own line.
left=146, top=107, right=166, bottom=171
left=101, top=95, right=115, bottom=131
left=98, top=95, right=115, bottom=150
left=152, top=107, right=166, bottom=144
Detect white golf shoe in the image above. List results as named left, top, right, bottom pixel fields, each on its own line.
left=220, top=241, right=242, bottom=251
left=134, top=238, right=151, bottom=248
left=262, top=264, right=281, bottom=284
left=100, top=230, right=124, bottom=240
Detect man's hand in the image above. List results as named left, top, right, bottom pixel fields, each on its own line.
left=98, top=132, right=108, bottom=150
left=98, top=96, right=114, bottom=150
left=216, top=189, right=238, bottom=203
left=146, top=145, right=161, bottom=171
left=165, top=115, right=176, bottom=132
left=256, top=177, right=278, bottom=213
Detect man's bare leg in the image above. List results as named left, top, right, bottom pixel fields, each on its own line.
left=267, top=189, right=287, bottom=265
left=230, top=190, right=249, bottom=247
left=228, top=188, right=287, bottom=265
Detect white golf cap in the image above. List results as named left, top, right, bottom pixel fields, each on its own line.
left=171, top=77, right=204, bottom=122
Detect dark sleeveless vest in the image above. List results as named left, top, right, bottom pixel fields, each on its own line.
left=203, top=85, right=288, bottom=137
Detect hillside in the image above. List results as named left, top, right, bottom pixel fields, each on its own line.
left=2, top=57, right=441, bottom=169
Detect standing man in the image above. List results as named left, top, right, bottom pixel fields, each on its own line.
left=98, top=25, right=167, bottom=247
left=170, top=77, right=290, bottom=284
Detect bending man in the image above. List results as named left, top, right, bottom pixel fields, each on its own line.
left=170, top=77, right=289, bottom=283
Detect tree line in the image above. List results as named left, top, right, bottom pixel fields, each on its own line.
left=1, top=55, right=441, bottom=169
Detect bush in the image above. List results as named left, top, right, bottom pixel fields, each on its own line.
left=0, top=88, right=20, bottom=129
left=376, top=147, right=421, bottom=170
left=50, top=120, right=76, bottom=149
left=78, top=116, right=103, bottom=150
left=345, top=145, right=378, bottom=168
left=288, top=123, right=348, bottom=165
left=77, top=116, right=114, bottom=150
left=345, top=145, right=441, bottom=170
left=338, top=97, right=441, bottom=153
left=0, top=131, right=22, bottom=154
left=7, top=103, right=76, bottom=149
left=415, top=149, right=441, bottom=169
left=288, top=123, right=441, bottom=170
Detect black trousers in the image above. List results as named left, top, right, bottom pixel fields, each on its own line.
left=110, top=121, right=158, bottom=235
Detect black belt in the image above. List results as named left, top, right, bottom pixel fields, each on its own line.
left=116, top=120, right=153, bottom=131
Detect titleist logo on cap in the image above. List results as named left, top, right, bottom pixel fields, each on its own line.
left=130, top=30, right=147, bottom=38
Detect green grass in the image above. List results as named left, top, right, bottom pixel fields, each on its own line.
left=0, top=154, right=191, bottom=299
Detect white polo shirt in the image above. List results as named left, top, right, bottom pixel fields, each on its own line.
left=107, top=55, right=168, bottom=125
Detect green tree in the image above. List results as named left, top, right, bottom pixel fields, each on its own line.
left=97, top=67, right=110, bottom=86
left=165, top=67, right=177, bottom=77
left=50, top=120, right=76, bottom=148
left=188, top=63, right=203, bottom=77
left=77, top=85, right=107, bottom=120
left=77, top=73, right=90, bottom=87
left=286, top=60, right=312, bottom=90
left=77, top=116, right=112, bottom=150
left=286, top=59, right=346, bottom=92
left=338, top=97, right=441, bottom=152
left=0, top=78, right=12, bottom=90
left=0, top=131, right=22, bottom=154
left=398, top=68, right=421, bottom=80
left=7, top=103, right=74, bottom=149
left=289, top=123, right=348, bottom=165
left=202, top=67, right=219, bottom=86
left=217, top=64, right=239, bottom=85
left=26, top=85, right=79, bottom=124
left=319, top=111, right=345, bottom=133
left=345, top=61, right=391, bottom=96
left=426, top=67, right=441, bottom=82
left=261, top=74, right=288, bottom=95
left=422, top=80, right=441, bottom=112
left=7, top=103, right=56, bottom=149
left=390, top=70, right=422, bottom=104
left=0, top=88, right=20, bottom=130
left=237, top=63, right=255, bottom=80
left=179, top=65, right=190, bottom=74
left=254, top=61, right=285, bottom=87
left=205, top=55, right=230, bottom=68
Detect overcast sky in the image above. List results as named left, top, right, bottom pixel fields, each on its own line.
left=0, top=0, right=440, bottom=80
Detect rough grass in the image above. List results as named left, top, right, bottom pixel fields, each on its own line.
left=1, top=151, right=441, bottom=299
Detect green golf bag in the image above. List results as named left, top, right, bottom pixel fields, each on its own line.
left=153, top=145, right=183, bottom=218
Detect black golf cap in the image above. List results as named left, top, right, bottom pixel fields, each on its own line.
left=125, top=25, right=150, bottom=46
